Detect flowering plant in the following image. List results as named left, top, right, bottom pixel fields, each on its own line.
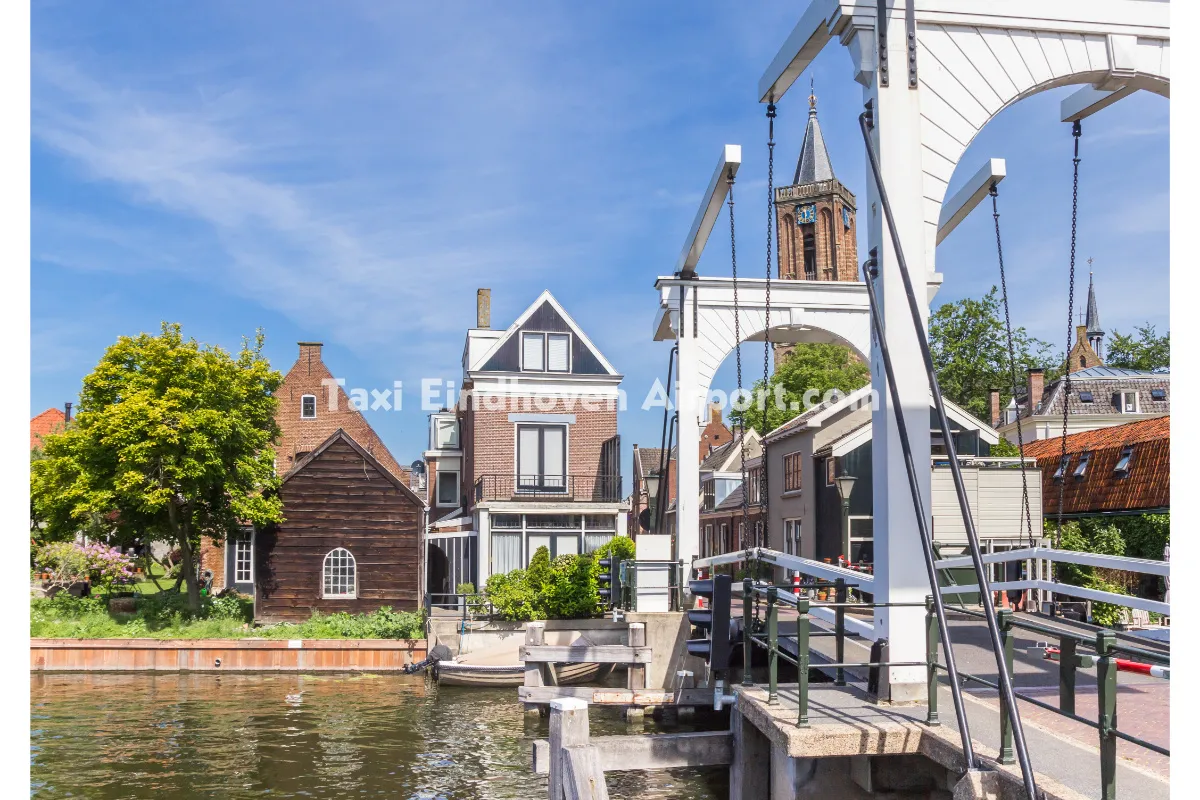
left=35, top=542, right=136, bottom=595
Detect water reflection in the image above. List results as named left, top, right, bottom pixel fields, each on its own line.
left=31, top=673, right=726, bottom=799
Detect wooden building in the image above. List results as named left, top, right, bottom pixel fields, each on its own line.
left=255, top=429, right=425, bottom=622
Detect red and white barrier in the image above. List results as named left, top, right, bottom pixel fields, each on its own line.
left=1115, top=658, right=1170, bottom=679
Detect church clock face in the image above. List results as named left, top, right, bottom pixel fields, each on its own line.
left=795, top=204, right=816, bottom=225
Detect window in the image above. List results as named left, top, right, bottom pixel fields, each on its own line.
left=784, top=518, right=801, bottom=557
left=1114, top=446, right=1134, bottom=476
left=825, top=458, right=836, bottom=487
left=702, top=479, right=715, bottom=510
left=322, top=548, right=356, bottom=598
left=747, top=468, right=763, bottom=505
left=738, top=522, right=745, bottom=548
left=784, top=452, right=802, bottom=493
left=517, top=424, right=567, bottom=491
left=849, top=517, right=873, bottom=565
left=802, top=230, right=817, bottom=280
left=1079, top=391, right=1094, bottom=403
left=704, top=524, right=714, bottom=557
left=720, top=523, right=729, bottom=554
left=753, top=520, right=763, bottom=547
left=1118, top=391, right=1138, bottom=413
left=1053, top=455, right=1070, bottom=481
left=521, top=332, right=572, bottom=372
left=1151, top=388, right=1167, bottom=401
left=437, top=470, right=459, bottom=506
left=547, top=333, right=571, bottom=372
left=522, top=333, right=545, bottom=371
left=1073, top=451, right=1090, bottom=479
left=434, top=416, right=459, bottom=449
left=234, top=536, right=253, bottom=584
left=492, top=533, right=522, bottom=575
left=301, top=394, right=317, bottom=419
left=1079, top=355, right=1086, bottom=368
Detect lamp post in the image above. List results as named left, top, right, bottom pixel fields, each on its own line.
left=835, top=473, right=858, bottom=567
left=644, top=473, right=661, bottom=533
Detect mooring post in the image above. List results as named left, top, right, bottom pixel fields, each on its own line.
left=1059, top=636, right=1078, bottom=716
left=624, top=622, right=647, bottom=725
left=835, top=578, right=847, bottom=686
left=767, top=586, right=778, bottom=705
left=925, top=595, right=940, bottom=726
left=997, top=609, right=1015, bottom=765
left=742, top=577, right=753, bottom=686
left=796, top=597, right=810, bottom=727
left=1096, top=630, right=1118, bottom=800
left=524, top=622, right=546, bottom=717
left=548, top=698, right=590, bottom=800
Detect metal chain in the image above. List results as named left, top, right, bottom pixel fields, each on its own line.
left=991, top=184, right=1035, bottom=547
left=760, top=102, right=776, bottom=552
left=1056, top=121, right=1082, bottom=548
left=729, top=169, right=750, bottom=551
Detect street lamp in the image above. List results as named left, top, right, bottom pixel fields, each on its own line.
left=643, top=473, right=661, bottom=533
left=835, top=473, right=857, bottom=566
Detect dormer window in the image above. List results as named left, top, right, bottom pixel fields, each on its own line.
left=1117, top=391, right=1139, bottom=413
left=521, top=332, right=571, bottom=373
left=1114, top=446, right=1134, bottom=476
left=1079, top=391, right=1094, bottom=403
left=301, top=394, right=317, bottom=419
left=433, top=416, right=459, bottom=449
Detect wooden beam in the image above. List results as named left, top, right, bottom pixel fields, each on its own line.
left=757, top=0, right=838, bottom=103
left=535, top=732, right=733, bottom=775
left=935, top=158, right=1006, bottom=246
left=562, top=746, right=610, bottom=800
left=520, top=645, right=653, bottom=664
left=1060, top=85, right=1136, bottom=122
left=674, top=144, right=741, bottom=277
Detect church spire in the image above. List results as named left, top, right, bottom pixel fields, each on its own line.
left=793, top=81, right=836, bottom=185
left=1084, top=264, right=1104, bottom=360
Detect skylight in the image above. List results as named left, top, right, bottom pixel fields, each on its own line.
left=1113, top=446, right=1134, bottom=476
left=1151, top=389, right=1166, bottom=401
left=1073, top=451, right=1090, bottom=479
left=1079, top=391, right=1094, bottom=403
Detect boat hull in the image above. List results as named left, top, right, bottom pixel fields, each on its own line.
left=436, top=661, right=613, bottom=688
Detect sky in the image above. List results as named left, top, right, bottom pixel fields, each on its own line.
left=31, top=1, right=1169, bottom=475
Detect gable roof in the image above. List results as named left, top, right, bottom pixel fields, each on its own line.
left=473, top=290, right=620, bottom=376
left=1025, top=371, right=1169, bottom=420
left=1022, top=416, right=1170, bottom=461
left=763, top=386, right=873, bottom=444
left=700, top=429, right=762, bottom=472
left=31, top=408, right=68, bottom=450
left=284, top=429, right=426, bottom=507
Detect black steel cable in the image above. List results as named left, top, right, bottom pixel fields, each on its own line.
left=761, top=101, right=776, bottom=553
left=1057, top=121, right=1082, bottom=549
left=729, top=168, right=750, bottom=551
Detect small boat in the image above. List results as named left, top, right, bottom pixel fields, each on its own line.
left=436, top=660, right=614, bottom=688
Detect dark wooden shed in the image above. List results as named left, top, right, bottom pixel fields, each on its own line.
left=255, top=429, right=426, bottom=623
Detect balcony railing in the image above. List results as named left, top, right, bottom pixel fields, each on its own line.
left=474, top=474, right=623, bottom=503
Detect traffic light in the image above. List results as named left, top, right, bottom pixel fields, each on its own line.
left=687, top=574, right=733, bottom=672
left=597, top=557, right=623, bottom=609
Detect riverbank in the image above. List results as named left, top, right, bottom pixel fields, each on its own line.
left=31, top=637, right=427, bottom=672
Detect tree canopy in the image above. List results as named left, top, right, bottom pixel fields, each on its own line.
left=730, top=342, right=870, bottom=434
left=928, top=287, right=1060, bottom=421
left=31, top=323, right=284, bottom=610
left=1105, top=323, right=1169, bottom=371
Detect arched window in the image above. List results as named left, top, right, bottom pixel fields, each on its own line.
left=784, top=215, right=796, bottom=278
left=802, top=229, right=817, bottom=279
left=323, top=548, right=357, bottom=598
left=821, top=209, right=836, bottom=279
left=1079, top=355, right=1086, bottom=367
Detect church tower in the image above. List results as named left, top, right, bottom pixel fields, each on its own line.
left=1084, top=270, right=1104, bottom=360
left=775, top=87, right=858, bottom=283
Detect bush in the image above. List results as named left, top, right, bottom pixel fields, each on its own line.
left=210, top=592, right=253, bottom=622
left=35, top=541, right=136, bottom=595
left=486, top=568, right=539, bottom=621
left=485, top=537, right=636, bottom=621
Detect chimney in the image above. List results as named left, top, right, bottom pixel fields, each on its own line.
left=477, top=289, right=491, bottom=329
left=1027, top=369, right=1044, bottom=412
left=988, top=389, right=1000, bottom=428
left=298, top=342, right=323, bottom=367
left=709, top=402, right=722, bottom=425
left=1075, top=324, right=1088, bottom=347
left=64, top=402, right=72, bottom=423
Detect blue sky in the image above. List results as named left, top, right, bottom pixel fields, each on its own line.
left=31, top=2, right=1169, bottom=472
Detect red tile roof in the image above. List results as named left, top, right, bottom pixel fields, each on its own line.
left=1025, top=417, right=1169, bottom=515
left=30, top=408, right=67, bottom=450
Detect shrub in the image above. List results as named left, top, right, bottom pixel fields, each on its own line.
left=486, top=569, right=539, bottom=621
left=485, top=537, right=637, bottom=621
left=210, top=592, right=253, bottom=622
left=35, top=541, right=136, bottom=595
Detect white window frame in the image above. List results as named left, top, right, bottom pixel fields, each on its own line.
left=234, top=536, right=254, bottom=584
left=433, top=416, right=459, bottom=449
left=825, top=457, right=836, bottom=487
left=301, top=394, right=317, bottom=419
left=322, top=548, right=357, bottom=599
left=1073, top=451, right=1090, bottom=479
left=848, top=515, right=874, bottom=565
left=515, top=423, right=568, bottom=492
left=784, top=518, right=801, bottom=556
left=436, top=469, right=460, bottom=507
left=720, top=523, right=729, bottom=553
left=521, top=332, right=546, bottom=371
left=1114, top=446, right=1134, bottom=476
left=1120, top=391, right=1139, bottom=413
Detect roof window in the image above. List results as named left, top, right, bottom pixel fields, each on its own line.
left=1073, top=451, right=1090, bottom=479
left=1151, top=388, right=1167, bottom=401
left=1113, top=446, right=1134, bottom=476
left=1078, top=391, right=1093, bottom=403
left=1053, top=455, right=1070, bottom=481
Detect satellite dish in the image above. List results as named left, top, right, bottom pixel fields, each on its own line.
left=638, top=508, right=653, bottom=532
left=410, top=460, right=426, bottom=475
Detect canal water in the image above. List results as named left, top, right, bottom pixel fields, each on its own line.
left=31, top=673, right=727, bottom=799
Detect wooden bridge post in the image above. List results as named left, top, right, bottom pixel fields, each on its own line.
left=623, top=622, right=647, bottom=725
left=524, top=622, right=546, bottom=716
left=549, top=698, right=591, bottom=800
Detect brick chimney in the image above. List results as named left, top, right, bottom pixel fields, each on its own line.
left=988, top=389, right=1000, bottom=428
left=64, top=402, right=72, bottom=423
left=298, top=342, right=323, bottom=369
left=477, top=288, right=491, bottom=329
left=709, top=402, right=722, bottom=425
left=1026, top=369, right=1044, bottom=413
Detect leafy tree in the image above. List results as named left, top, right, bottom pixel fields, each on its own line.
left=31, top=323, right=283, bottom=612
left=730, top=343, right=869, bottom=434
left=929, top=287, right=1060, bottom=421
left=1105, top=323, right=1169, bottom=371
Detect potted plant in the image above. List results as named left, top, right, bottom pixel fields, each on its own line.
left=817, top=589, right=828, bottom=602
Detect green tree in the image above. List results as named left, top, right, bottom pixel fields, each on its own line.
left=30, top=323, right=283, bottom=611
left=929, top=287, right=1060, bottom=421
left=1105, top=323, right=1169, bottom=371
left=730, top=343, right=869, bottom=434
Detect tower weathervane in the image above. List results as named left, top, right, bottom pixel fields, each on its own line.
left=809, top=78, right=816, bottom=111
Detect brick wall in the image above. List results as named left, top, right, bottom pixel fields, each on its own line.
left=199, top=537, right=224, bottom=588
left=775, top=186, right=858, bottom=282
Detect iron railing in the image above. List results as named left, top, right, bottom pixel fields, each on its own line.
left=474, top=474, right=623, bottom=502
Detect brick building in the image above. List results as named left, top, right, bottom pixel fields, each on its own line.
left=773, top=88, right=859, bottom=364
left=200, top=342, right=417, bottom=601
left=30, top=405, right=70, bottom=451
left=423, top=289, right=628, bottom=596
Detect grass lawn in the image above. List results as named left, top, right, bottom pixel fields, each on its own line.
left=130, top=560, right=182, bottom=596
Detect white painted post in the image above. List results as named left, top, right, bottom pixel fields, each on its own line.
left=524, top=622, right=546, bottom=715
left=548, top=698, right=590, bottom=800
left=675, top=285, right=702, bottom=571
left=863, top=10, right=931, bottom=701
